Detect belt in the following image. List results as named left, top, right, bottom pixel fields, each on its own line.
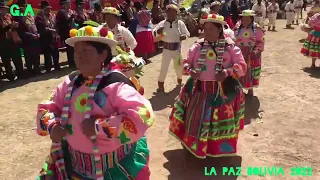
left=163, top=42, right=181, bottom=51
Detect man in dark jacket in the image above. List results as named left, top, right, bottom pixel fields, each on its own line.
left=0, top=0, right=24, bottom=80
left=15, top=0, right=41, bottom=76
left=56, top=0, right=75, bottom=67
left=74, top=0, right=90, bottom=28
left=35, top=0, right=60, bottom=72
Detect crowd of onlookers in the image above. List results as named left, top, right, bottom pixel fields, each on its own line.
left=0, top=0, right=314, bottom=82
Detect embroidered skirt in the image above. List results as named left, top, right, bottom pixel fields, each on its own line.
left=301, top=30, right=320, bottom=58
left=169, top=78, right=245, bottom=159
left=134, top=31, right=155, bottom=56
left=238, top=46, right=262, bottom=89
left=36, top=137, right=150, bottom=180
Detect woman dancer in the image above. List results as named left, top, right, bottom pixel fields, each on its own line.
left=169, top=14, right=247, bottom=158
left=234, top=10, right=264, bottom=97
left=301, top=12, right=320, bottom=68
left=134, top=9, right=155, bottom=63
left=36, top=25, right=154, bottom=179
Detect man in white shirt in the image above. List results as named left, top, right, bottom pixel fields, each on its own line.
left=267, top=0, right=279, bottom=31
left=293, top=0, right=303, bottom=24
left=285, top=0, right=295, bottom=29
left=154, top=4, right=190, bottom=92
left=252, top=0, right=266, bottom=28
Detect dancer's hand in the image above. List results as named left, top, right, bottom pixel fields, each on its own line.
left=190, top=69, right=200, bottom=79
left=180, top=35, right=187, bottom=41
left=50, top=124, right=68, bottom=142
left=157, top=27, right=164, bottom=34
left=215, top=69, right=228, bottom=82
left=81, top=118, right=96, bottom=137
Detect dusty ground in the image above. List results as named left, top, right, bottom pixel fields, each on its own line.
left=0, top=18, right=320, bottom=180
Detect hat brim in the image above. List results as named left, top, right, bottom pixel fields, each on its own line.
left=200, top=19, right=226, bottom=25
left=39, top=5, right=52, bottom=8
left=102, top=12, right=121, bottom=16
left=239, top=14, right=256, bottom=16
left=65, top=36, right=118, bottom=48
left=60, top=1, right=70, bottom=4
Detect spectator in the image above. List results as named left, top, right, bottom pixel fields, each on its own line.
left=0, top=0, right=24, bottom=80
left=35, top=0, right=60, bottom=72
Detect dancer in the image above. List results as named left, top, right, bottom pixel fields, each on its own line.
left=300, top=0, right=320, bottom=36
left=134, top=9, right=155, bottom=63
left=285, top=0, right=295, bottom=29
left=101, top=7, right=137, bottom=55
left=301, top=12, right=320, bottom=68
left=252, top=0, right=266, bottom=28
left=169, top=14, right=247, bottom=158
left=154, top=4, right=190, bottom=92
left=294, top=0, right=303, bottom=25
left=36, top=25, right=154, bottom=179
left=234, top=10, right=264, bottom=96
left=267, top=0, right=280, bottom=31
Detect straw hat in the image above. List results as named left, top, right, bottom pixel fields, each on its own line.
left=102, top=7, right=121, bottom=16
left=166, top=4, right=180, bottom=13
left=200, top=13, right=226, bottom=25
left=239, top=10, right=256, bottom=16
left=65, top=25, right=117, bottom=47
left=210, top=1, right=221, bottom=7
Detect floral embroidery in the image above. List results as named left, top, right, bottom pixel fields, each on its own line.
left=206, top=49, right=216, bottom=60
left=169, top=119, right=179, bottom=132
left=93, top=91, right=107, bottom=108
left=75, top=93, right=89, bottom=113
left=213, top=109, right=219, bottom=121
left=138, top=105, right=153, bottom=126
left=117, top=131, right=131, bottom=144
left=122, top=117, right=137, bottom=134
left=243, top=31, right=250, bottom=38
left=224, top=104, right=233, bottom=118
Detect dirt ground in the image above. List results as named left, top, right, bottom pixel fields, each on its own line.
left=0, top=17, right=320, bottom=180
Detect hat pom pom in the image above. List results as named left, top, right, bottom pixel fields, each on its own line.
left=99, top=27, right=108, bottom=37
left=203, top=14, right=208, bottom=19
left=70, top=29, right=78, bottom=37
left=85, top=26, right=93, bottom=36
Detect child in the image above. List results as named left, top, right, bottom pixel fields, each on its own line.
left=169, top=14, right=247, bottom=158
left=234, top=10, right=265, bottom=97
left=301, top=12, right=320, bottom=68
left=36, top=25, right=154, bottom=180
left=267, top=0, right=280, bottom=31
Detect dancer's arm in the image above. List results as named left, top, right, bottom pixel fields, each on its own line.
left=94, top=83, right=154, bottom=144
